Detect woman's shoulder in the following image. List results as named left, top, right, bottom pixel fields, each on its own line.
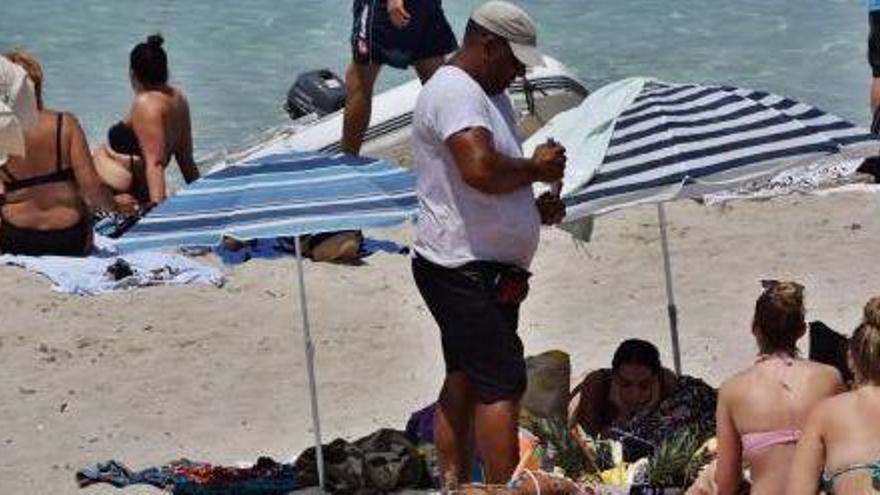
left=798, top=359, right=844, bottom=387
left=806, top=390, right=856, bottom=429
left=718, top=366, right=754, bottom=392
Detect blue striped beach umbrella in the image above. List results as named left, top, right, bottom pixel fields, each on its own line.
left=115, top=150, right=417, bottom=252
left=528, top=78, right=880, bottom=373
left=116, top=150, right=418, bottom=490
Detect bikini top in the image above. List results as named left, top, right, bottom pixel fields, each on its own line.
left=740, top=353, right=802, bottom=453
left=107, top=121, right=142, bottom=156
left=741, top=429, right=801, bottom=452
left=0, top=113, right=74, bottom=193
left=821, top=460, right=880, bottom=493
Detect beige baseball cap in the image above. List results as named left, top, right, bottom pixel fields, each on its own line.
left=470, top=0, right=545, bottom=67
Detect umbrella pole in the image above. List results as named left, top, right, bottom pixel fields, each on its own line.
left=656, top=203, right=682, bottom=375
left=294, top=236, right=325, bottom=490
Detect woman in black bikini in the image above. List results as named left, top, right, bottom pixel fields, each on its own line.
left=93, top=34, right=199, bottom=207
left=0, top=51, right=129, bottom=256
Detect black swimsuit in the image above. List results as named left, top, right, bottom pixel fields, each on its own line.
left=0, top=113, right=92, bottom=257
left=106, top=121, right=149, bottom=202
left=107, top=121, right=141, bottom=157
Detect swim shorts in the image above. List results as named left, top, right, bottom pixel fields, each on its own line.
left=870, top=11, right=880, bottom=77
left=351, top=0, right=458, bottom=69
left=412, top=253, right=529, bottom=404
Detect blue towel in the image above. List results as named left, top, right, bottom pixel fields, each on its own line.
left=214, top=236, right=408, bottom=266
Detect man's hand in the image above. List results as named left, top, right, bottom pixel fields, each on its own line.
left=536, top=192, right=566, bottom=225
left=387, top=0, right=411, bottom=29
left=530, top=140, right=566, bottom=184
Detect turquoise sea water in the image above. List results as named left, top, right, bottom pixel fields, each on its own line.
left=0, top=0, right=871, bottom=161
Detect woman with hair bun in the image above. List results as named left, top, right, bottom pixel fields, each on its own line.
left=714, top=281, right=843, bottom=494
left=788, top=312, right=880, bottom=494
left=93, top=34, right=199, bottom=208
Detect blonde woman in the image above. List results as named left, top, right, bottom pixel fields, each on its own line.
left=1, top=50, right=128, bottom=255
left=714, top=281, right=843, bottom=494
left=787, top=313, right=880, bottom=493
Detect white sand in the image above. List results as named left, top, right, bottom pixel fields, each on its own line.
left=2, top=186, right=880, bottom=493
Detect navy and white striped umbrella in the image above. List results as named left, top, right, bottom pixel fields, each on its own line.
left=527, top=79, right=880, bottom=374
left=115, top=150, right=418, bottom=253
left=561, top=80, right=880, bottom=220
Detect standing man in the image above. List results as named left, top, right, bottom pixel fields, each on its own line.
left=410, top=1, right=567, bottom=487
left=342, top=0, right=458, bottom=155
left=870, top=0, right=880, bottom=131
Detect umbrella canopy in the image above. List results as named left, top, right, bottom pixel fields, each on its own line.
left=116, top=150, right=418, bottom=490
left=526, top=78, right=880, bottom=373
left=115, top=150, right=418, bottom=253
left=529, top=78, right=880, bottom=219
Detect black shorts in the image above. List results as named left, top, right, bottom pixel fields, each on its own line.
left=870, top=12, right=880, bottom=77
left=412, top=254, right=529, bottom=404
left=351, top=0, right=458, bottom=69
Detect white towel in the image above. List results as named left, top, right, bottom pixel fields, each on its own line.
left=0, top=237, right=225, bottom=296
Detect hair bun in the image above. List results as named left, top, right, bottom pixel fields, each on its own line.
left=146, top=34, right=164, bottom=48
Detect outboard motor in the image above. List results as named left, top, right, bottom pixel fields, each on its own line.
left=285, top=69, right=346, bottom=120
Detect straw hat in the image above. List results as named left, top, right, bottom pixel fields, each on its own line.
left=0, top=55, right=39, bottom=164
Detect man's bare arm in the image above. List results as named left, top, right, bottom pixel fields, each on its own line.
left=446, top=127, right=564, bottom=195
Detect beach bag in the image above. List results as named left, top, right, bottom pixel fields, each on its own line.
left=809, top=320, right=853, bottom=383
left=293, top=428, right=425, bottom=493
left=355, top=428, right=425, bottom=491
left=521, top=350, right=571, bottom=421
left=306, top=230, right=364, bottom=262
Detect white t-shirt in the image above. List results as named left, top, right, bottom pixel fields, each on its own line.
left=411, top=65, right=540, bottom=269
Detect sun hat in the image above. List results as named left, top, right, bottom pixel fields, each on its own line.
left=0, top=55, right=39, bottom=164
left=470, top=0, right=545, bottom=67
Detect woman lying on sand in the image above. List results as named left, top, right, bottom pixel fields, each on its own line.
left=714, top=281, right=843, bottom=494
left=93, top=34, right=199, bottom=207
left=787, top=299, right=880, bottom=494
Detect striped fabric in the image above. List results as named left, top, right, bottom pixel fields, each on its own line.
left=563, top=81, right=880, bottom=219
left=115, top=151, right=417, bottom=253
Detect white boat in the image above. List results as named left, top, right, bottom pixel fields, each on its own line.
left=205, top=55, right=588, bottom=168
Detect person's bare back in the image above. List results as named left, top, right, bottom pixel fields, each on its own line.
left=720, top=359, right=841, bottom=493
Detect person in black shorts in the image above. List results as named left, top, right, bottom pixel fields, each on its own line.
left=870, top=9, right=880, bottom=131
left=410, top=1, right=566, bottom=487
left=341, top=0, right=458, bottom=155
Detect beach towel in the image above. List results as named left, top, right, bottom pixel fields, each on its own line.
left=75, top=457, right=298, bottom=494
left=523, top=77, right=647, bottom=198
left=0, top=248, right=225, bottom=296
left=211, top=235, right=408, bottom=265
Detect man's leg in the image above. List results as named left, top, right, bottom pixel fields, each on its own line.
left=341, top=62, right=381, bottom=155
left=435, top=371, right=474, bottom=488
left=474, top=399, right=520, bottom=484
left=872, top=78, right=880, bottom=116
left=413, top=55, right=446, bottom=84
